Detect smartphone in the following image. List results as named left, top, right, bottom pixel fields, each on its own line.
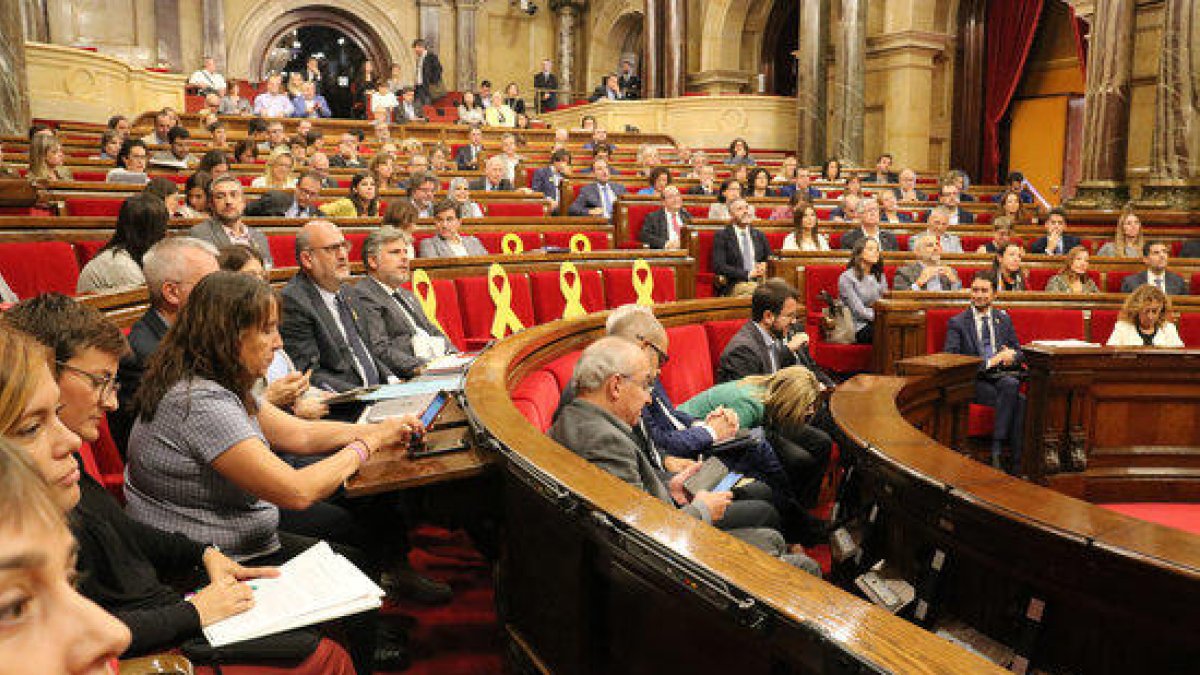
left=420, top=391, right=450, bottom=429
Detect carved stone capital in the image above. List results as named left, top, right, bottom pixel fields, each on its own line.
left=549, top=0, right=586, bottom=13
left=866, top=30, right=952, bottom=59
left=1066, top=181, right=1131, bottom=210
left=1062, top=0, right=1096, bottom=24
left=1135, top=180, right=1200, bottom=210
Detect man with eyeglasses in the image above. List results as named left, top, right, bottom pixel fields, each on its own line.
left=188, top=175, right=274, bottom=268
left=280, top=220, right=395, bottom=392
left=284, top=171, right=323, bottom=218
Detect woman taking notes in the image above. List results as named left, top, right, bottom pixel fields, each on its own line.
left=1107, top=285, right=1184, bottom=347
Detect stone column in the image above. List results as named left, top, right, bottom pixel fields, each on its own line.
left=0, top=1, right=31, bottom=136
left=662, top=0, right=686, bottom=97
left=201, top=0, right=226, bottom=72
left=1068, top=0, right=1135, bottom=209
left=418, top=0, right=442, bottom=50
left=19, top=0, right=49, bottom=42
left=794, top=0, right=827, bottom=166
left=833, top=0, right=865, bottom=165
left=455, top=0, right=480, bottom=90
left=642, top=0, right=660, bottom=98
left=551, top=1, right=584, bottom=104
left=154, top=0, right=181, bottom=71
left=1140, top=0, right=1200, bottom=209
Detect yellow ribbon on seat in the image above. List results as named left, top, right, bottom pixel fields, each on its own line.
left=559, top=261, right=588, bottom=319
left=501, top=233, right=524, bottom=255
left=631, top=259, right=655, bottom=306
left=488, top=263, right=525, bottom=338
left=410, top=269, right=445, bottom=333
left=569, top=233, right=592, bottom=253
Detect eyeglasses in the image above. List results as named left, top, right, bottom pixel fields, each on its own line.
left=56, top=361, right=120, bottom=401
left=618, top=373, right=654, bottom=393
left=636, top=335, right=669, bottom=366
left=306, top=240, right=350, bottom=254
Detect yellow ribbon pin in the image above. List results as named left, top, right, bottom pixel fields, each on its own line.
left=559, top=261, right=588, bottom=319
left=410, top=269, right=445, bottom=333
left=569, top=233, right=592, bottom=253
left=488, top=263, right=525, bottom=339
left=631, top=259, right=655, bottom=306
left=501, top=233, right=524, bottom=255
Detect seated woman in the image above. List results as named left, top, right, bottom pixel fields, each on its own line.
left=252, top=147, right=297, bottom=189
left=28, top=134, right=74, bottom=181
left=428, top=144, right=453, bottom=173
left=368, top=151, right=397, bottom=190
left=320, top=172, right=380, bottom=218
left=745, top=167, right=776, bottom=199
left=143, top=176, right=183, bottom=216
left=94, top=129, right=122, bottom=162
left=77, top=194, right=169, bottom=294
left=502, top=82, right=527, bottom=116
left=821, top=157, right=843, bottom=183
left=0, top=318, right=356, bottom=672
left=382, top=200, right=419, bottom=258
left=1107, top=284, right=1184, bottom=347
left=996, top=189, right=1031, bottom=226
left=838, top=239, right=887, bottom=344
left=707, top=179, right=743, bottom=220
left=636, top=166, right=672, bottom=197
left=781, top=202, right=830, bottom=251
left=992, top=242, right=1027, bottom=291
left=456, top=90, right=485, bottom=126
left=841, top=174, right=864, bottom=201
left=106, top=138, right=150, bottom=185
left=1096, top=207, right=1144, bottom=258
left=726, top=138, right=756, bottom=166
left=177, top=171, right=212, bottom=219
left=1045, top=245, right=1100, bottom=294
left=976, top=215, right=1015, bottom=253
left=448, top=176, right=485, bottom=219
left=877, top=190, right=911, bottom=225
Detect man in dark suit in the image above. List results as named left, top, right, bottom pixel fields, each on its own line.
left=533, top=59, right=558, bottom=112
left=568, top=157, right=626, bottom=219
left=617, top=60, right=641, bottom=100
left=893, top=168, right=927, bottom=203
left=355, top=228, right=455, bottom=378
left=111, top=237, right=219, bottom=452
left=639, top=186, right=691, bottom=249
left=328, top=132, right=365, bottom=169
left=944, top=270, right=1026, bottom=472
left=412, top=39, right=442, bottom=108
left=1120, top=241, right=1189, bottom=295
left=280, top=220, right=394, bottom=392
left=936, top=183, right=974, bottom=224
left=301, top=56, right=324, bottom=93
left=395, top=87, right=428, bottom=123
left=468, top=156, right=514, bottom=192
left=248, top=172, right=322, bottom=218
left=454, top=126, right=485, bottom=170
left=839, top=197, right=900, bottom=251
left=590, top=74, right=623, bottom=102
left=894, top=232, right=962, bottom=291
left=864, top=153, right=898, bottom=183
left=188, top=175, right=274, bottom=267
left=711, top=199, right=771, bottom=295
left=530, top=149, right=571, bottom=209
left=778, top=167, right=822, bottom=201
left=686, top=164, right=718, bottom=196
left=1028, top=208, right=1081, bottom=255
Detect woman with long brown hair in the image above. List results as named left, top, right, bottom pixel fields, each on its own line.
left=1107, top=284, right=1184, bottom=347
left=1045, top=245, right=1100, bottom=294
left=837, top=238, right=887, bottom=343
left=781, top=201, right=829, bottom=251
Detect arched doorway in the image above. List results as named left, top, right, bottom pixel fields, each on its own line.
left=586, top=7, right=644, bottom=95
left=760, top=1, right=798, bottom=96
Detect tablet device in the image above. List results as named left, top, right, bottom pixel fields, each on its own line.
left=712, top=472, right=743, bottom=493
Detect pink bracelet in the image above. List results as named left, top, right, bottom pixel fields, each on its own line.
left=347, top=439, right=369, bottom=464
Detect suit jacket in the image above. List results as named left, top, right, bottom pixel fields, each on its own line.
left=943, top=307, right=1022, bottom=372
left=568, top=181, right=627, bottom=217
left=417, top=234, right=488, bottom=258
left=882, top=211, right=914, bottom=224
left=892, top=187, right=927, bottom=202
left=291, top=95, right=331, bottom=118
left=395, top=101, right=426, bottom=123
left=779, top=185, right=823, bottom=200
left=1120, top=271, right=1188, bottom=295
left=641, top=381, right=714, bottom=461
left=686, top=184, right=717, bottom=196
left=187, top=219, right=273, bottom=267
left=839, top=227, right=900, bottom=252
left=279, top=273, right=394, bottom=392
left=716, top=320, right=835, bottom=388
left=353, top=276, right=452, bottom=378
left=328, top=155, right=365, bottom=169
left=530, top=166, right=563, bottom=203
left=893, top=262, right=962, bottom=291
left=417, top=52, right=442, bottom=87
left=111, top=309, right=170, bottom=453
left=467, top=177, right=513, bottom=192
left=618, top=73, right=641, bottom=99
left=454, top=144, right=484, bottom=170
left=639, top=208, right=692, bottom=249
left=864, top=171, right=898, bottom=184
left=1028, top=234, right=1082, bottom=255
left=589, top=85, right=622, bottom=102
left=943, top=207, right=975, bottom=225
left=711, top=224, right=771, bottom=290
left=533, top=72, right=558, bottom=110
left=549, top=398, right=707, bottom=521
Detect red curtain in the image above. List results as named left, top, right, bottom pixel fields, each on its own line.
left=982, top=0, right=1044, bottom=183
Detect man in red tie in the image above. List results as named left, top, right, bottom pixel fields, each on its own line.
left=638, top=186, right=692, bottom=249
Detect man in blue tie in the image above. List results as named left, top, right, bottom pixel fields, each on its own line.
left=568, top=157, right=626, bottom=219
left=944, top=270, right=1026, bottom=473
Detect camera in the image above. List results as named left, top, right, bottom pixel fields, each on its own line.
left=517, top=0, right=538, bottom=15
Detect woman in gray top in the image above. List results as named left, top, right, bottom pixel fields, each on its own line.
left=837, top=238, right=888, bottom=343
left=77, top=194, right=169, bottom=294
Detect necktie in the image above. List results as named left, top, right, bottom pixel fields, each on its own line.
left=498, top=110, right=506, bottom=124
left=633, top=420, right=664, bottom=471
left=598, top=183, right=611, bottom=218
left=739, top=229, right=755, bottom=273
left=767, top=339, right=780, bottom=373
left=393, top=291, right=429, bottom=336
left=979, top=313, right=995, bottom=362
left=335, top=292, right=380, bottom=385
left=670, top=212, right=681, bottom=240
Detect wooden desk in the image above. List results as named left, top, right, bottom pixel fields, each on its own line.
left=1022, top=345, right=1200, bottom=500
left=343, top=436, right=494, bottom=497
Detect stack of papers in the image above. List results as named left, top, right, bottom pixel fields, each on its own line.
left=424, top=353, right=476, bottom=374
left=203, top=541, right=384, bottom=647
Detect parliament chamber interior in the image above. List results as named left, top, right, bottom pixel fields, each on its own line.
left=0, top=0, right=1198, bottom=674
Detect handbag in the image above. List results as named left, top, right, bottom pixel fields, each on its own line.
left=180, top=627, right=320, bottom=667
left=819, top=290, right=856, bottom=344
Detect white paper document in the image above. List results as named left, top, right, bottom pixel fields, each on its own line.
left=203, top=541, right=384, bottom=647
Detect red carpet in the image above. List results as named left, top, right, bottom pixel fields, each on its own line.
left=1100, top=503, right=1200, bottom=536
left=380, top=526, right=503, bottom=674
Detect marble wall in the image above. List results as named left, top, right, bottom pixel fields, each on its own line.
left=24, top=41, right=183, bottom=124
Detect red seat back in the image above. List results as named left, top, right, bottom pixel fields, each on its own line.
left=542, top=230, right=611, bottom=250
left=486, top=202, right=546, bottom=217
left=528, top=268, right=606, bottom=323
left=510, top=370, right=560, bottom=433
left=543, top=351, right=583, bottom=391
left=659, top=325, right=713, bottom=403
left=925, top=308, right=960, bottom=353
left=1178, top=313, right=1200, bottom=347
left=1007, top=308, right=1085, bottom=342
left=0, top=242, right=80, bottom=297
left=268, top=235, right=298, bottom=268
left=704, top=320, right=745, bottom=371
left=73, top=240, right=107, bottom=268
left=407, top=277, right=467, bottom=351
left=625, top=204, right=659, bottom=245
left=602, top=266, right=677, bottom=307
left=1090, top=309, right=1120, bottom=344
left=66, top=198, right=124, bottom=217
left=454, top=273, right=535, bottom=345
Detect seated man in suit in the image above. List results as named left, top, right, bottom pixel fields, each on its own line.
left=1028, top=208, right=1081, bottom=255
left=829, top=193, right=861, bottom=222
left=395, top=87, right=428, bottom=123
left=779, top=166, right=822, bottom=201
left=418, top=199, right=488, bottom=258
left=878, top=189, right=912, bottom=224
left=908, top=206, right=963, bottom=253
left=568, top=157, right=626, bottom=220
left=936, top=182, right=974, bottom=225
left=712, top=198, right=771, bottom=296
left=840, top=198, right=900, bottom=251
left=892, top=168, right=927, bottom=203
left=111, top=237, right=219, bottom=451
left=864, top=153, right=898, bottom=184
left=895, top=232, right=962, bottom=291
left=328, top=132, right=365, bottom=169
left=468, top=156, right=513, bottom=192
left=639, top=185, right=691, bottom=250
left=550, top=336, right=819, bottom=574
left=291, top=81, right=331, bottom=118
left=188, top=175, right=274, bottom=267
left=530, top=149, right=571, bottom=209
left=248, top=171, right=322, bottom=218
left=589, top=74, right=623, bottom=102
left=1120, top=240, right=1189, bottom=295
left=455, top=126, right=486, bottom=170
left=406, top=171, right=438, bottom=218
left=686, top=163, right=718, bottom=196
left=280, top=220, right=394, bottom=392
left=943, top=270, right=1026, bottom=473
left=356, top=228, right=455, bottom=378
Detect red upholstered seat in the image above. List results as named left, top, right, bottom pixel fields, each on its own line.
left=1178, top=313, right=1200, bottom=347
left=1191, top=272, right=1200, bottom=295
left=967, top=404, right=996, bottom=438
left=344, top=232, right=367, bottom=261
left=66, top=198, right=124, bottom=217
left=754, top=206, right=774, bottom=220
left=268, top=234, right=297, bottom=267
left=406, top=277, right=467, bottom=351
left=685, top=205, right=707, bottom=219
left=659, top=325, right=713, bottom=403
left=959, top=236, right=992, bottom=253
left=1090, top=309, right=1120, bottom=344
left=528, top=268, right=606, bottom=323
left=827, top=231, right=843, bottom=249
left=86, top=417, right=125, bottom=502
left=924, top=308, right=960, bottom=354
left=975, top=213, right=993, bottom=225
left=1008, top=308, right=1085, bottom=342
left=803, top=265, right=872, bottom=373
left=602, top=266, right=676, bottom=307
left=513, top=398, right=543, bottom=430
left=454, top=273, right=535, bottom=349
left=693, top=230, right=717, bottom=297
left=541, top=231, right=611, bottom=250
left=625, top=204, right=659, bottom=245
left=0, top=241, right=80, bottom=297
left=894, top=233, right=910, bottom=250
left=474, top=232, right=503, bottom=253
left=704, top=319, right=745, bottom=371
left=486, top=202, right=546, bottom=217
left=510, top=370, right=560, bottom=433
left=543, top=351, right=582, bottom=391
left=72, top=171, right=110, bottom=182
left=764, top=231, right=787, bottom=251
left=73, top=240, right=107, bottom=268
